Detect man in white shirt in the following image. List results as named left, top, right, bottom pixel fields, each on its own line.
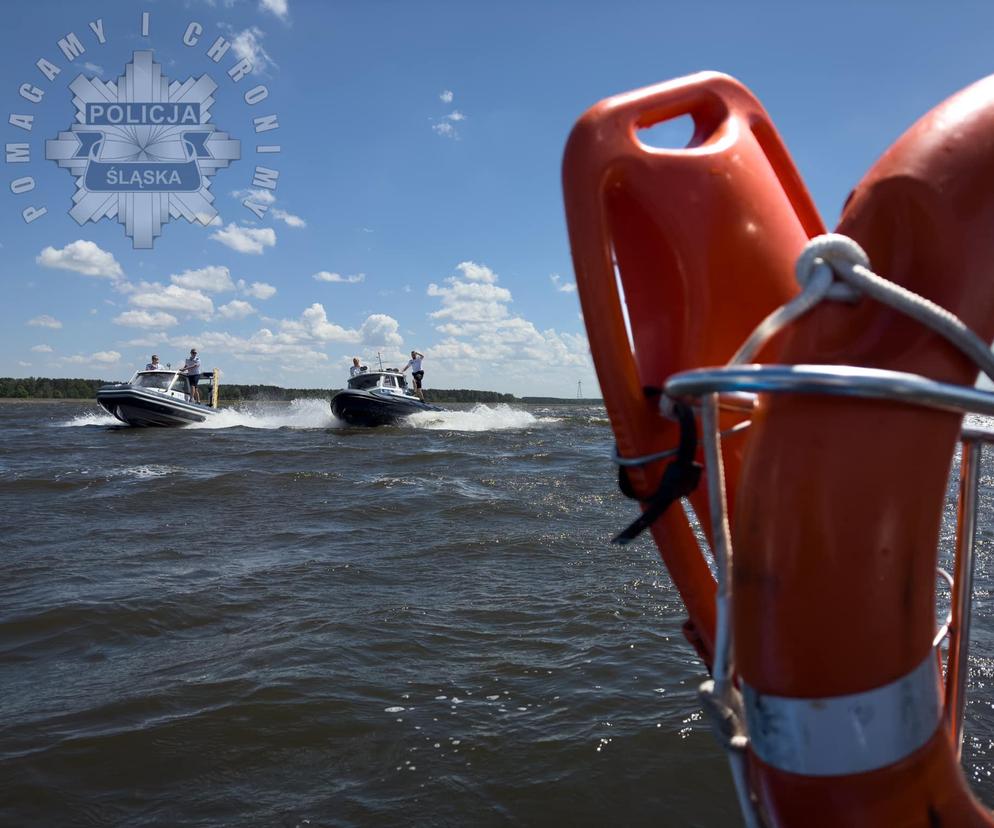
left=401, top=350, right=425, bottom=401
left=181, top=348, right=202, bottom=403
left=145, top=354, right=164, bottom=370
left=350, top=357, right=368, bottom=377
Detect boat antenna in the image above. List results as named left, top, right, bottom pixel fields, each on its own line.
left=376, top=351, right=384, bottom=370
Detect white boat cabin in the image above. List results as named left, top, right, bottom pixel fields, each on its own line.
left=347, top=369, right=416, bottom=398
left=129, top=368, right=219, bottom=407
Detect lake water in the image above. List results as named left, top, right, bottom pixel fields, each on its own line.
left=2, top=399, right=993, bottom=826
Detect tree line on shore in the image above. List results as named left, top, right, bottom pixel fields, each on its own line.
left=0, top=376, right=525, bottom=404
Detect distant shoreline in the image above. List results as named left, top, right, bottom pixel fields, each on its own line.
left=0, top=397, right=605, bottom=406
left=0, top=377, right=603, bottom=405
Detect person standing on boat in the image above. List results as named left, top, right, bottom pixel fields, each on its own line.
left=350, top=357, right=368, bottom=377
left=180, top=348, right=202, bottom=403
left=145, top=354, right=164, bottom=370
left=401, top=350, right=425, bottom=401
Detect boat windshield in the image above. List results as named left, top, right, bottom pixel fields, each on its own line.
left=135, top=372, right=190, bottom=394
left=349, top=373, right=380, bottom=390
left=347, top=370, right=411, bottom=393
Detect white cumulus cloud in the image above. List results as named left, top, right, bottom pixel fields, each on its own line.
left=313, top=271, right=365, bottom=284
left=259, top=0, right=289, bottom=21
left=432, top=121, right=456, bottom=139
left=440, top=90, right=454, bottom=103
left=423, top=261, right=593, bottom=393
left=550, top=273, right=577, bottom=293
left=229, top=26, right=277, bottom=75
left=63, top=350, right=121, bottom=366
left=272, top=208, right=306, bottom=228
left=171, top=328, right=327, bottom=364
left=31, top=344, right=53, bottom=353
left=428, top=278, right=512, bottom=323
left=279, top=304, right=402, bottom=350
left=170, top=265, right=235, bottom=293
left=455, top=261, right=497, bottom=283
left=129, top=284, right=214, bottom=319
left=36, top=240, right=124, bottom=280
left=240, top=280, right=277, bottom=300
left=113, top=310, right=179, bottom=328
left=283, top=303, right=359, bottom=343
left=359, top=314, right=403, bottom=348
left=123, top=333, right=167, bottom=348
left=27, top=314, right=62, bottom=329
left=432, top=109, right=467, bottom=139
left=211, top=223, right=277, bottom=255
left=218, top=299, right=257, bottom=319
left=232, top=187, right=276, bottom=206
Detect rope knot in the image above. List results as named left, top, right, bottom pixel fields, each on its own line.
left=795, top=233, right=870, bottom=303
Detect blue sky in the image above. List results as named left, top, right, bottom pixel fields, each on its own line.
left=3, top=1, right=994, bottom=396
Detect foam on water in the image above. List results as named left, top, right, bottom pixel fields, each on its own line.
left=56, top=400, right=339, bottom=430
left=405, top=403, right=559, bottom=432
left=188, top=398, right=340, bottom=430
left=106, top=464, right=178, bottom=481
left=56, top=401, right=561, bottom=433
left=57, top=410, right=120, bottom=428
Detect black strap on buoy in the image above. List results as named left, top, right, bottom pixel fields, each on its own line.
left=613, top=401, right=702, bottom=545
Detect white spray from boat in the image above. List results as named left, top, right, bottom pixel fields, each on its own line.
left=59, top=400, right=559, bottom=432
left=404, top=403, right=560, bottom=431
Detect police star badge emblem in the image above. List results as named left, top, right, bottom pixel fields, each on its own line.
left=45, top=50, right=240, bottom=248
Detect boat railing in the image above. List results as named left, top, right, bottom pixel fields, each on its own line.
left=663, top=362, right=994, bottom=764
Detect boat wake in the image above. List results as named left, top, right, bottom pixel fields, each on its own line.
left=188, top=398, right=340, bottom=430
left=405, top=403, right=559, bottom=432
left=57, top=399, right=341, bottom=430
left=57, top=410, right=120, bottom=428
left=57, top=400, right=556, bottom=432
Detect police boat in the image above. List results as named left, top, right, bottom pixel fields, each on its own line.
left=96, top=368, right=221, bottom=427
left=331, top=368, right=442, bottom=426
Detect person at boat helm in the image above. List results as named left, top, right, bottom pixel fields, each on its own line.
left=401, top=350, right=425, bottom=401
left=180, top=348, right=202, bottom=403
left=350, top=357, right=368, bottom=377
left=145, top=354, right=164, bottom=370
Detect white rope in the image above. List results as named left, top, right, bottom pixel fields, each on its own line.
left=730, top=233, right=994, bottom=383
left=729, top=261, right=834, bottom=365
left=699, top=392, right=762, bottom=828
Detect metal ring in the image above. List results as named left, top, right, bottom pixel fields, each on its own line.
left=666, top=363, right=994, bottom=418
left=934, top=567, right=954, bottom=648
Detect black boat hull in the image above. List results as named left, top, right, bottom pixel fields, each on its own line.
left=96, top=386, right=217, bottom=427
left=331, top=390, right=441, bottom=426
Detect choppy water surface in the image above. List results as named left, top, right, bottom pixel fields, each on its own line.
left=2, top=399, right=994, bottom=826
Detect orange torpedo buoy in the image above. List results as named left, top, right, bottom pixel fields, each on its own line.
left=732, top=77, right=994, bottom=825
left=562, top=72, right=824, bottom=666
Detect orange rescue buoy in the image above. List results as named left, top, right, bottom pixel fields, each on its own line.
left=562, top=72, right=824, bottom=666
left=732, top=77, right=994, bottom=824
